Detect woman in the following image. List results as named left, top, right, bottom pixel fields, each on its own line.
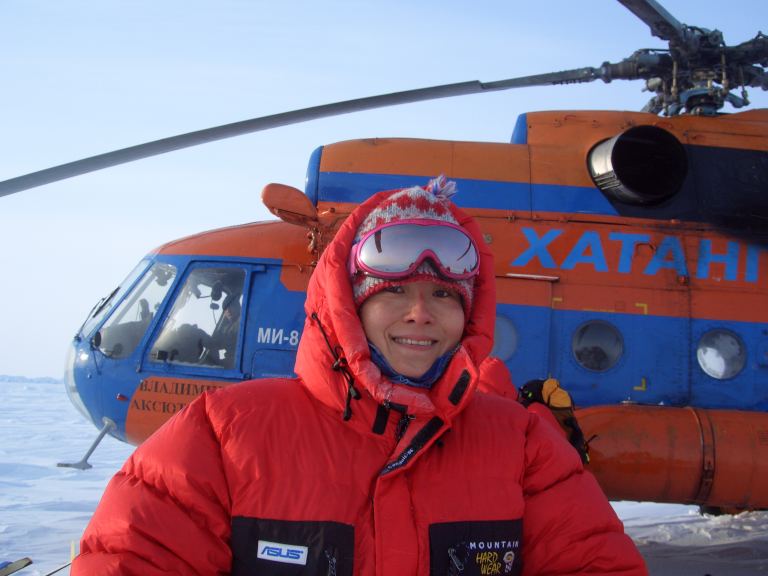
left=73, top=178, right=646, bottom=575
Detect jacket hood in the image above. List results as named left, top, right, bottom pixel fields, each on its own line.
left=294, top=188, right=496, bottom=430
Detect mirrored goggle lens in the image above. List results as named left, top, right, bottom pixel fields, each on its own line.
left=357, top=223, right=479, bottom=277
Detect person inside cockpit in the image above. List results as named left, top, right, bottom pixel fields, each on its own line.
left=208, top=292, right=241, bottom=368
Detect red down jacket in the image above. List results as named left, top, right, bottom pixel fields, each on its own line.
left=73, top=190, right=647, bottom=576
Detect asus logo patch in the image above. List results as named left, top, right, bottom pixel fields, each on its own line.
left=257, top=539, right=309, bottom=565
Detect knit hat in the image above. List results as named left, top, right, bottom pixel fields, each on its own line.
left=350, top=176, right=476, bottom=316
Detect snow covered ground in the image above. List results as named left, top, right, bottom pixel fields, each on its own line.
left=2, top=378, right=768, bottom=575
left=0, top=378, right=134, bottom=575
left=618, top=501, right=768, bottom=575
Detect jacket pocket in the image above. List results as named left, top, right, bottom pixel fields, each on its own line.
left=231, top=517, right=354, bottom=575
left=429, top=520, right=523, bottom=576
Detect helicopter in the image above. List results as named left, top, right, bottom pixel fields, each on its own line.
left=1, top=0, right=767, bottom=513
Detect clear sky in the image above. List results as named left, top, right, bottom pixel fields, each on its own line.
left=0, top=0, right=766, bottom=377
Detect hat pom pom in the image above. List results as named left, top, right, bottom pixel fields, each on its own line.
left=425, top=174, right=457, bottom=199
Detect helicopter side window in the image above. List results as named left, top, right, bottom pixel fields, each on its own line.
left=697, top=329, right=746, bottom=380
left=96, top=262, right=177, bottom=359
left=572, top=320, right=624, bottom=372
left=150, top=267, right=245, bottom=369
left=491, top=315, right=518, bottom=361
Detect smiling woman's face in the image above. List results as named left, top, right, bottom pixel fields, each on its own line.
left=359, top=280, right=465, bottom=379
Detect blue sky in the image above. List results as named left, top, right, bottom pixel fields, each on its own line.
left=1, top=0, right=766, bottom=377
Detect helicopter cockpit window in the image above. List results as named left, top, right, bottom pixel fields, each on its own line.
left=572, top=320, right=624, bottom=372
left=150, top=267, right=245, bottom=370
left=697, top=329, right=746, bottom=380
left=96, top=262, right=177, bottom=359
left=81, top=259, right=150, bottom=339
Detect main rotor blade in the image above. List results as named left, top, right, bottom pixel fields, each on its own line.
left=617, top=0, right=684, bottom=44
left=0, top=67, right=599, bottom=197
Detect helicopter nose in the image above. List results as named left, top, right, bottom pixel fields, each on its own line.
left=64, top=342, right=95, bottom=424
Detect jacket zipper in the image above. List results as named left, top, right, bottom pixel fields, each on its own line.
left=324, top=547, right=338, bottom=576
left=395, top=413, right=415, bottom=441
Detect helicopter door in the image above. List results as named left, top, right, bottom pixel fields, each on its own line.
left=243, top=264, right=307, bottom=379
left=147, top=264, right=251, bottom=374
left=628, top=286, right=691, bottom=406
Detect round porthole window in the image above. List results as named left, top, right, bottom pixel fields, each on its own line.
left=572, top=321, right=623, bottom=372
left=491, top=315, right=518, bottom=361
left=697, top=329, right=746, bottom=380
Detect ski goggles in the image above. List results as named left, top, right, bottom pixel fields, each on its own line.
left=349, top=219, right=480, bottom=280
